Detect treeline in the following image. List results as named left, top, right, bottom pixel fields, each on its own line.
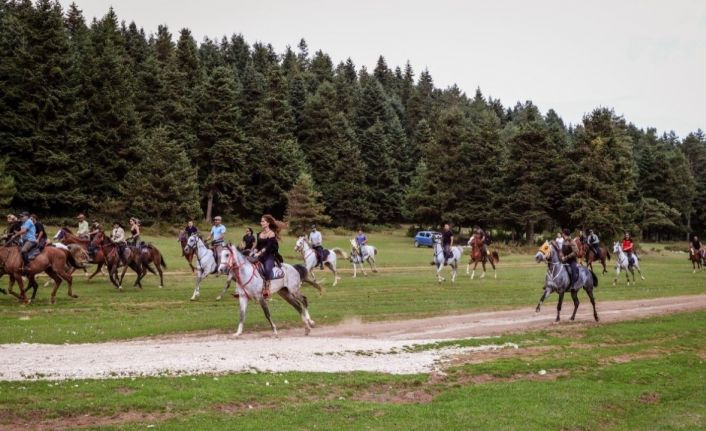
left=1, top=0, right=705, bottom=241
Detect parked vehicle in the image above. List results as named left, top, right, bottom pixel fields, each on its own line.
left=414, top=231, right=439, bottom=248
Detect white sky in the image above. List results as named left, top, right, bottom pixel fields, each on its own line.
left=75, top=0, right=706, bottom=137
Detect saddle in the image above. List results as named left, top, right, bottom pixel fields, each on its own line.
left=27, top=244, right=41, bottom=261
left=320, top=249, right=330, bottom=262
left=254, top=260, right=285, bottom=280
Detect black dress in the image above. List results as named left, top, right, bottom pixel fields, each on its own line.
left=256, top=234, right=281, bottom=280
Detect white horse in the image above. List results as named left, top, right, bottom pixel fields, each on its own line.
left=294, top=236, right=340, bottom=287
left=432, top=234, right=463, bottom=283
left=344, top=238, right=378, bottom=277
left=184, top=234, right=231, bottom=301
left=612, top=242, right=645, bottom=286
left=219, top=245, right=315, bottom=337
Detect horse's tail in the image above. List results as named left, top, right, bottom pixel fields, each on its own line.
left=591, top=270, right=598, bottom=288
left=492, top=251, right=499, bottom=263
left=64, top=249, right=85, bottom=269
left=160, top=253, right=167, bottom=269
left=373, top=247, right=378, bottom=255
left=332, top=248, right=348, bottom=259
left=294, top=264, right=308, bottom=280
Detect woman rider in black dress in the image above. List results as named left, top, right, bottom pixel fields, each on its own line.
left=252, top=215, right=284, bottom=297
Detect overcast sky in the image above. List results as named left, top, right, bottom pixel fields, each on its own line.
left=75, top=0, right=706, bottom=137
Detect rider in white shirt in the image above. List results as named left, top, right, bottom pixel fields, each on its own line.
left=308, top=224, right=324, bottom=270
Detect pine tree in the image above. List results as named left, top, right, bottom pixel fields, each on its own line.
left=0, top=157, right=16, bottom=207
left=124, top=127, right=201, bottom=224
left=196, top=66, right=249, bottom=220
left=679, top=130, right=706, bottom=234
left=285, top=172, right=331, bottom=236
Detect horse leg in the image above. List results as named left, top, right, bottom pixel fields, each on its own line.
left=216, top=273, right=234, bottom=301
left=613, top=266, right=620, bottom=286
left=27, top=274, right=39, bottom=304
left=555, top=291, right=565, bottom=322
left=48, top=270, right=63, bottom=305
left=601, top=258, right=607, bottom=275
left=234, top=295, right=248, bottom=337
left=328, top=262, right=340, bottom=286
left=471, top=261, right=478, bottom=280
left=277, top=289, right=310, bottom=336
left=626, top=268, right=632, bottom=285
left=351, top=262, right=357, bottom=278
left=258, top=297, right=278, bottom=337
left=569, top=290, right=580, bottom=321
left=466, top=260, right=471, bottom=275
left=436, top=263, right=444, bottom=283
left=87, top=262, right=103, bottom=282
left=585, top=287, right=599, bottom=321
left=480, top=261, right=486, bottom=279
left=451, top=262, right=457, bottom=283
left=190, top=272, right=204, bottom=301
left=369, top=256, right=378, bottom=273
left=636, top=265, right=645, bottom=280
left=535, top=288, right=551, bottom=313
left=489, top=258, right=497, bottom=279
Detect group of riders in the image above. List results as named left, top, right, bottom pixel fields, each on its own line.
left=181, top=215, right=370, bottom=297
left=439, top=223, right=493, bottom=259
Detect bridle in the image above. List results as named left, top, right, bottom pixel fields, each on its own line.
left=222, top=244, right=259, bottom=297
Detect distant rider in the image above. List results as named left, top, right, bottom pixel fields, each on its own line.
left=622, top=232, right=635, bottom=267
left=309, top=224, right=324, bottom=270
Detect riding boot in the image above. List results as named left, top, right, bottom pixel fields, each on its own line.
left=21, top=253, right=29, bottom=276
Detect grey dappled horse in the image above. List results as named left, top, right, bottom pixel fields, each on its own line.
left=535, top=241, right=599, bottom=322
left=219, top=245, right=314, bottom=337
left=184, top=234, right=232, bottom=301
left=612, top=242, right=645, bottom=286
left=432, top=234, right=463, bottom=283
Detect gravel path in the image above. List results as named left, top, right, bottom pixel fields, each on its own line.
left=2, top=294, right=704, bottom=381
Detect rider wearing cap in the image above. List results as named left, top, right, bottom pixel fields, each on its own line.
left=207, top=216, right=226, bottom=266
left=309, top=224, right=324, bottom=270
left=10, top=212, right=37, bottom=273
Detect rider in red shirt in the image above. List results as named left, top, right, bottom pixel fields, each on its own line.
left=622, top=232, right=635, bottom=267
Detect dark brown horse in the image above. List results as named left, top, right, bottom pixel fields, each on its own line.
left=581, top=243, right=611, bottom=274
left=0, top=245, right=83, bottom=304
left=91, top=231, right=146, bottom=289
left=130, top=243, right=167, bottom=288
left=179, top=230, right=196, bottom=274
left=467, top=235, right=499, bottom=279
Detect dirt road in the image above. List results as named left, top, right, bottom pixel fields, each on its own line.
left=1, top=294, right=704, bottom=381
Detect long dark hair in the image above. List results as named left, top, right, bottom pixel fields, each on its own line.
left=262, top=214, right=284, bottom=240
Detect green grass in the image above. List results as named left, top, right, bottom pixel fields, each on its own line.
left=1, top=227, right=704, bottom=344
left=1, top=310, right=704, bottom=430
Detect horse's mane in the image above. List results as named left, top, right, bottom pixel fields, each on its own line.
left=62, top=226, right=74, bottom=234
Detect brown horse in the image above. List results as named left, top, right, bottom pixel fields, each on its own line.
left=467, top=235, right=499, bottom=279
left=689, top=248, right=705, bottom=273
left=179, top=230, right=196, bottom=274
left=583, top=244, right=611, bottom=274
left=91, top=232, right=146, bottom=289
left=55, top=227, right=109, bottom=281
left=128, top=243, right=167, bottom=288
left=0, top=245, right=83, bottom=304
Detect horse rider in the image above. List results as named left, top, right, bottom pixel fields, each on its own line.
left=622, top=232, right=635, bottom=268
left=111, top=222, right=127, bottom=264
left=558, top=228, right=580, bottom=286
left=309, top=224, right=324, bottom=270
left=184, top=220, right=198, bottom=237
left=555, top=231, right=564, bottom=249
left=206, top=216, right=226, bottom=266
left=9, top=212, right=37, bottom=274
left=127, top=217, right=141, bottom=247
left=479, top=227, right=491, bottom=257
left=442, top=223, right=453, bottom=259
left=252, top=214, right=284, bottom=298
left=77, top=213, right=90, bottom=240
left=355, top=228, right=368, bottom=260
left=30, top=214, right=47, bottom=250
left=3, top=214, right=21, bottom=242
left=240, top=227, right=256, bottom=256
left=587, top=229, right=602, bottom=260
left=691, top=235, right=703, bottom=261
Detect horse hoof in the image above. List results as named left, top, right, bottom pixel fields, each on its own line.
left=216, top=296, right=222, bottom=301
left=159, top=285, right=164, bottom=289
left=190, top=295, right=199, bottom=301
left=309, top=320, right=316, bottom=327
left=304, top=327, right=310, bottom=336
left=72, top=295, right=78, bottom=299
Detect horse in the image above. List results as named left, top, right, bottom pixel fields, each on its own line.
left=184, top=234, right=232, bottom=301
left=612, top=242, right=645, bottom=286
left=0, top=244, right=83, bottom=304
left=581, top=242, right=611, bottom=274
left=219, top=245, right=315, bottom=337
left=134, top=243, right=167, bottom=288
left=178, top=230, right=196, bottom=274
left=91, top=231, right=146, bottom=289
left=466, top=235, right=499, bottom=279
left=344, top=238, right=378, bottom=277
left=54, top=227, right=108, bottom=281
left=688, top=248, right=704, bottom=273
left=293, top=236, right=331, bottom=290
left=431, top=234, right=463, bottom=283
left=535, top=241, right=599, bottom=322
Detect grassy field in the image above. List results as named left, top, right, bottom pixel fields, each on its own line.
left=0, top=226, right=704, bottom=344
left=1, top=310, right=704, bottom=430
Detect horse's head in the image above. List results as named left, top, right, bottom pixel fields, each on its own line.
left=184, top=234, right=199, bottom=254
left=349, top=238, right=359, bottom=251
left=536, top=241, right=551, bottom=263
left=294, top=236, right=307, bottom=252
left=91, top=230, right=105, bottom=246
left=613, top=242, right=621, bottom=254
left=219, top=245, right=234, bottom=274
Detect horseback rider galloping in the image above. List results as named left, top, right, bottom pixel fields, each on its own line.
left=622, top=232, right=635, bottom=267
left=441, top=223, right=453, bottom=259
left=252, top=214, right=284, bottom=298
left=206, top=216, right=226, bottom=266
left=559, top=228, right=580, bottom=286
left=10, top=212, right=36, bottom=274
left=309, top=224, right=324, bottom=270
left=587, top=229, right=602, bottom=260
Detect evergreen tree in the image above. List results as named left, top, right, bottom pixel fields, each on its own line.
left=0, top=157, right=16, bottom=207
left=679, top=130, right=706, bottom=234
left=196, top=66, right=249, bottom=220
left=285, top=172, right=331, bottom=236
left=124, top=128, right=201, bottom=223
